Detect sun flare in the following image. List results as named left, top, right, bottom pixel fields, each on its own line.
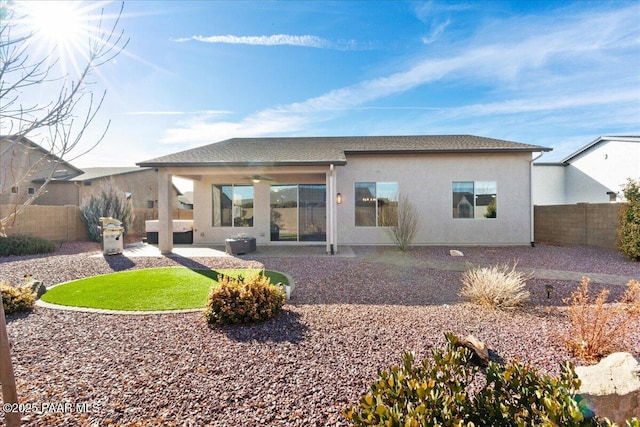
left=23, top=1, right=85, bottom=47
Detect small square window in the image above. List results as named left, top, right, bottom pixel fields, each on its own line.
left=10, top=186, right=19, bottom=194
left=147, top=200, right=154, bottom=209
left=27, top=187, right=36, bottom=195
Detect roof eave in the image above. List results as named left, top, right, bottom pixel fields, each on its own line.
left=136, top=160, right=348, bottom=168
left=345, top=148, right=552, bottom=155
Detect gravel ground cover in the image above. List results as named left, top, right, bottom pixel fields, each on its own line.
left=1, top=242, right=639, bottom=426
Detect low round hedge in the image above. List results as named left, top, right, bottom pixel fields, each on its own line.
left=204, top=272, right=285, bottom=325
left=0, top=235, right=56, bottom=256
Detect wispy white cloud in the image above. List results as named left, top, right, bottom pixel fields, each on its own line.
left=422, top=19, right=450, bottom=44
left=161, top=5, right=640, bottom=147
left=414, top=1, right=473, bottom=24
left=171, top=34, right=370, bottom=50
left=127, top=110, right=232, bottom=116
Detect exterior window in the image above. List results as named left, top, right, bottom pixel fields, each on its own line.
left=11, top=186, right=19, bottom=194
left=355, top=182, right=398, bottom=227
left=453, top=181, right=497, bottom=219
left=83, top=181, right=92, bottom=186
left=27, top=187, right=36, bottom=195
left=212, top=184, right=254, bottom=227
left=147, top=200, right=155, bottom=209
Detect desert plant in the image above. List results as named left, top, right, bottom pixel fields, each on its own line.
left=0, top=235, right=56, bottom=256
left=1, top=282, right=36, bottom=315
left=344, top=333, right=614, bottom=426
left=562, top=277, right=640, bottom=362
left=460, top=262, right=531, bottom=308
left=80, top=178, right=135, bottom=242
left=382, top=193, right=418, bottom=251
left=204, top=271, right=285, bottom=325
left=617, top=178, right=640, bottom=261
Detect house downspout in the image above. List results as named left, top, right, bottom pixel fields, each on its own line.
left=530, top=151, right=544, bottom=247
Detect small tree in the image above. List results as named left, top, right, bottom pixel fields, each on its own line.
left=0, top=2, right=127, bottom=236
left=383, top=193, right=419, bottom=251
left=80, top=179, right=134, bottom=242
left=616, top=178, right=640, bottom=261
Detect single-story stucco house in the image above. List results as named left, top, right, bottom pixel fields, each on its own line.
left=137, top=135, right=551, bottom=254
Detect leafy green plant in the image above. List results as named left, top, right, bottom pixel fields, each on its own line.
left=460, top=262, right=531, bottom=308
left=0, top=234, right=55, bottom=256
left=617, top=178, right=640, bottom=261
left=562, top=277, right=640, bottom=362
left=204, top=271, right=285, bottom=325
left=1, top=282, right=36, bottom=314
left=344, top=333, right=615, bottom=426
left=80, top=178, right=135, bottom=242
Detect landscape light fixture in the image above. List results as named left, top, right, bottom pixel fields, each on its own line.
left=545, top=284, right=554, bottom=299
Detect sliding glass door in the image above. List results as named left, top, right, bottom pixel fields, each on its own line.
left=270, top=184, right=326, bottom=242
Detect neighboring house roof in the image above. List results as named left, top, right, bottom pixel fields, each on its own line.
left=137, top=135, right=551, bottom=167
left=0, top=135, right=84, bottom=178
left=68, top=167, right=154, bottom=181
left=560, top=135, right=639, bottom=164
left=178, top=191, right=193, bottom=205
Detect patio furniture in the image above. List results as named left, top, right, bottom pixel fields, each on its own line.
left=225, top=236, right=257, bottom=255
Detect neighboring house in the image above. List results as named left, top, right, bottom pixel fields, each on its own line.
left=137, top=135, right=551, bottom=253
left=1, top=135, right=180, bottom=210
left=178, top=191, right=194, bottom=210
left=64, top=167, right=181, bottom=210
left=533, top=136, right=640, bottom=205
left=0, top=135, right=83, bottom=206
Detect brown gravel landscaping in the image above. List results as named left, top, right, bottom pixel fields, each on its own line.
left=1, top=242, right=639, bottom=426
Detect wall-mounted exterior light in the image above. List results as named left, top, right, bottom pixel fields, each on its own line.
left=336, top=193, right=342, bottom=204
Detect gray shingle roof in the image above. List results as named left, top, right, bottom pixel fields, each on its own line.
left=137, top=135, right=551, bottom=167
left=69, top=167, right=152, bottom=181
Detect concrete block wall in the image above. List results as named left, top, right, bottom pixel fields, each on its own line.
left=534, top=203, right=622, bottom=249
left=2, top=205, right=193, bottom=242
left=1, top=205, right=88, bottom=242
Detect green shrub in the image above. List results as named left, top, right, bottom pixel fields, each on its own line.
left=1, top=282, right=36, bottom=314
left=617, top=178, right=640, bottom=261
left=344, top=333, right=615, bottom=427
left=80, top=178, right=135, bottom=242
left=204, top=272, right=285, bottom=325
left=460, top=262, right=531, bottom=308
left=0, top=234, right=56, bottom=256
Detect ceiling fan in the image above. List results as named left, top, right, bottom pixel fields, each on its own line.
left=247, top=175, right=274, bottom=183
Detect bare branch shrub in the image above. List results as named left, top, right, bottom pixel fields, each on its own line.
left=382, top=193, right=419, bottom=251
left=460, top=262, right=532, bottom=308
left=562, top=277, right=640, bottom=362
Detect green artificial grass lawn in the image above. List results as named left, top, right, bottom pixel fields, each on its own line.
left=41, top=268, right=289, bottom=311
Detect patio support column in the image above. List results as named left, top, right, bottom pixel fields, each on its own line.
left=158, top=169, right=174, bottom=254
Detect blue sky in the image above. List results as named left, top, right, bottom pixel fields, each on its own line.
left=12, top=0, right=640, bottom=169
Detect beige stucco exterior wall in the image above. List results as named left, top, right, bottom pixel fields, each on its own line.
left=335, top=152, right=534, bottom=245
left=185, top=152, right=535, bottom=246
